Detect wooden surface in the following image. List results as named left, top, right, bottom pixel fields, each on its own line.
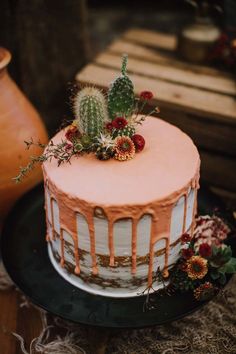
left=0, top=287, right=43, bottom=354
left=0, top=284, right=110, bottom=354
left=76, top=28, right=236, bottom=193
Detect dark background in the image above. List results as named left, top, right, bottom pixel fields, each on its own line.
left=1, top=0, right=234, bottom=135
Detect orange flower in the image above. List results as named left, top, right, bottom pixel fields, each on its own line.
left=187, top=256, right=208, bottom=280
left=193, top=282, right=215, bottom=301
left=114, top=136, right=135, bottom=161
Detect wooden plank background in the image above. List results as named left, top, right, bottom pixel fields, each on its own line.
left=76, top=28, right=236, bottom=193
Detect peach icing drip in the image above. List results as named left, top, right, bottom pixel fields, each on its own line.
left=86, top=213, right=98, bottom=275
left=182, top=193, right=188, bottom=234
left=107, top=220, right=114, bottom=267
left=131, top=219, right=138, bottom=274
left=43, top=163, right=199, bottom=287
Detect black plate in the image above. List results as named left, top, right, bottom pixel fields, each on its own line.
left=0, top=184, right=232, bottom=328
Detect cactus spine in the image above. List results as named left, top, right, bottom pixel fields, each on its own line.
left=108, top=54, right=135, bottom=120
left=73, top=87, right=108, bottom=138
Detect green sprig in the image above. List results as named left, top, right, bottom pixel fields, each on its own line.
left=13, top=139, right=77, bottom=183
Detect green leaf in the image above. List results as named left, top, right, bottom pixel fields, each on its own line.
left=219, top=258, right=236, bottom=274
left=212, top=245, right=219, bottom=257
left=210, top=270, right=220, bottom=280
left=222, top=246, right=232, bottom=261
left=219, top=273, right=227, bottom=285
left=209, top=245, right=233, bottom=267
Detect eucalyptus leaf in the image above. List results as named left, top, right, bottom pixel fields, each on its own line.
left=219, top=258, right=236, bottom=274
left=210, top=270, right=220, bottom=280
left=218, top=273, right=227, bottom=285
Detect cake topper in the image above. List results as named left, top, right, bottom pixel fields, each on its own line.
left=108, top=54, right=135, bottom=119
left=14, top=54, right=160, bottom=183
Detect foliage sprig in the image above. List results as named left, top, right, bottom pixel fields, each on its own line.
left=142, top=214, right=236, bottom=311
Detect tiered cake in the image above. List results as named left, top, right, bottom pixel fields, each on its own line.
left=43, top=116, right=200, bottom=297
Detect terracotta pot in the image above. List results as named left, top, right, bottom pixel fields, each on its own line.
left=0, top=47, right=48, bottom=222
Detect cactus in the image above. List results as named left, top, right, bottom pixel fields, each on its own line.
left=112, top=125, right=136, bottom=138
left=108, top=54, right=135, bottom=120
left=73, top=87, right=108, bottom=138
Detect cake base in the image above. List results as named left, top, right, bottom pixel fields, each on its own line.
left=48, top=243, right=166, bottom=298
left=2, top=184, right=232, bottom=328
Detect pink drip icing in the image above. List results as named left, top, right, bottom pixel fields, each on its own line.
left=182, top=193, right=188, bottom=234
left=108, top=220, right=115, bottom=267
left=42, top=116, right=201, bottom=288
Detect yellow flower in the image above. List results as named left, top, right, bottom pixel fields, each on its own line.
left=187, top=256, right=208, bottom=280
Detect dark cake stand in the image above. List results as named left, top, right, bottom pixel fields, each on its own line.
left=1, top=184, right=234, bottom=329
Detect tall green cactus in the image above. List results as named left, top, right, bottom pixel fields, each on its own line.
left=73, top=87, right=108, bottom=138
left=108, top=54, right=135, bottom=120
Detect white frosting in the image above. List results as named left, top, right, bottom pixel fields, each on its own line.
left=46, top=187, right=194, bottom=297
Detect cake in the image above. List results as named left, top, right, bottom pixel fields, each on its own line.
left=15, top=55, right=236, bottom=300
left=43, top=115, right=200, bottom=297
left=39, top=55, right=201, bottom=298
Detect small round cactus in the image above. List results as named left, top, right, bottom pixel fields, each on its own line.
left=108, top=54, right=135, bottom=120
left=73, top=87, right=108, bottom=138
left=113, top=125, right=136, bottom=138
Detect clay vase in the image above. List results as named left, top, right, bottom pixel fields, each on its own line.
left=0, top=47, right=48, bottom=222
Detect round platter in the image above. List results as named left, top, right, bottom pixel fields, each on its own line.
left=1, top=184, right=232, bottom=328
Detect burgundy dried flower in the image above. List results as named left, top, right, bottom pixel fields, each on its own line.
left=131, top=134, right=145, bottom=152
left=65, top=126, right=81, bottom=142
left=182, top=248, right=194, bottom=260
left=112, top=117, right=128, bottom=130
left=140, top=91, right=154, bottom=100
left=65, top=143, right=73, bottom=152
left=179, top=261, right=188, bottom=272
left=105, top=122, right=113, bottom=132
left=181, top=233, right=191, bottom=244
left=199, top=243, right=212, bottom=258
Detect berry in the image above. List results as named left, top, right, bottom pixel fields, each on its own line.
left=131, top=134, right=145, bottom=152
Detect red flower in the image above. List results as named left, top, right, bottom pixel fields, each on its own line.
left=65, top=143, right=73, bottom=152
left=131, top=134, right=145, bottom=152
left=181, top=233, right=191, bottom=244
left=65, top=126, right=80, bottom=142
left=105, top=122, right=113, bottom=132
left=112, top=117, right=128, bottom=130
left=199, top=243, right=212, bottom=258
left=182, top=248, right=194, bottom=260
left=140, top=91, right=154, bottom=100
left=179, top=261, right=188, bottom=272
